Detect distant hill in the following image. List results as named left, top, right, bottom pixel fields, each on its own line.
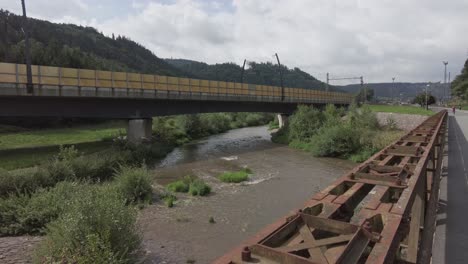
left=0, top=9, right=338, bottom=92
left=341, top=82, right=447, bottom=101
left=166, top=58, right=334, bottom=91
left=0, top=9, right=185, bottom=76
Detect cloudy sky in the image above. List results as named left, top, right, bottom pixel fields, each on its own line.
left=2, top=0, right=468, bottom=83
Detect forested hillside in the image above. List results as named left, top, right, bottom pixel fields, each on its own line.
left=0, top=9, right=185, bottom=76
left=0, top=9, right=332, bottom=91
left=166, top=59, right=330, bottom=90
left=451, top=58, right=468, bottom=99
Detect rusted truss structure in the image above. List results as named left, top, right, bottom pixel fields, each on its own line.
left=215, top=110, right=447, bottom=264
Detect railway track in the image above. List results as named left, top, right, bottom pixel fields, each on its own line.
left=215, top=110, right=447, bottom=264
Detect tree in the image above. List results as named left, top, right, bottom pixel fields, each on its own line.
left=412, top=92, right=436, bottom=107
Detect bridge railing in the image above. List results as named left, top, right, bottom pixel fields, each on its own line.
left=0, top=62, right=353, bottom=104
left=215, top=110, right=448, bottom=264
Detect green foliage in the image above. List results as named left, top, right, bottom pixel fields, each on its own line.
left=34, top=184, right=140, bottom=264
left=309, top=125, right=360, bottom=157
left=0, top=182, right=85, bottom=236
left=166, top=176, right=211, bottom=196
left=451, top=59, right=468, bottom=99
left=188, top=179, right=211, bottom=196
left=268, top=117, right=280, bottom=130
left=348, top=148, right=377, bottom=163
left=114, top=166, right=153, bottom=205
left=347, top=104, right=379, bottom=130
left=288, top=105, right=323, bottom=142
left=0, top=168, right=52, bottom=197
left=166, top=59, right=332, bottom=91
left=218, top=168, right=252, bottom=183
left=0, top=10, right=184, bottom=76
left=271, top=126, right=290, bottom=144
left=166, top=179, right=190, bottom=193
left=412, top=92, right=436, bottom=107
left=160, top=192, right=177, bottom=208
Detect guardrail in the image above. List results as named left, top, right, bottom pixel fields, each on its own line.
left=0, top=62, right=353, bottom=104
left=215, top=110, right=447, bottom=264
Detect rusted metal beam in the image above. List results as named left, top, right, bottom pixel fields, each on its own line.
left=214, top=111, right=447, bottom=264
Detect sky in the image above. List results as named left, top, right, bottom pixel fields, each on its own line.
left=1, top=0, right=468, bottom=84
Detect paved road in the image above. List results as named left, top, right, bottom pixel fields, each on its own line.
left=433, top=110, right=468, bottom=263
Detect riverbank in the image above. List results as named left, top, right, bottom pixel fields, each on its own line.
left=0, top=113, right=273, bottom=170
left=140, top=126, right=355, bottom=263
left=0, top=113, right=275, bottom=263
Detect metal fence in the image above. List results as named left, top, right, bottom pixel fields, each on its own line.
left=0, top=62, right=353, bottom=104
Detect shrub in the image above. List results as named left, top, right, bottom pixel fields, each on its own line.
left=114, top=166, right=153, bottom=205
left=35, top=184, right=141, bottom=264
left=349, top=148, right=377, bottom=163
left=160, top=192, right=177, bottom=208
left=271, top=126, right=289, bottom=144
left=188, top=179, right=211, bottom=196
left=218, top=168, right=251, bottom=183
left=17, top=182, right=82, bottom=235
left=0, top=182, right=84, bottom=236
left=0, top=168, right=52, bottom=197
left=45, top=159, right=75, bottom=182
left=347, top=104, right=379, bottom=129
left=310, top=125, right=360, bottom=157
left=0, top=193, right=30, bottom=235
left=166, top=180, right=190, bottom=193
left=288, top=105, right=323, bottom=142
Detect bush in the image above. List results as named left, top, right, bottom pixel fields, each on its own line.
left=0, top=182, right=85, bottom=236
left=0, top=193, right=30, bottom=235
left=310, top=125, right=360, bottom=157
left=288, top=105, right=323, bottom=142
left=349, top=148, right=377, bottom=163
left=45, top=159, right=75, bottom=182
left=218, top=168, right=251, bottom=183
left=271, top=126, right=289, bottom=144
left=34, top=184, right=141, bottom=264
left=347, top=104, right=379, bottom=129
left=160, top=192, right=177, bottom=208
left=114, top=166, right=153, bottom=205
left=166, top=179, right=190, bottom=193
left=188, top=179, right=211, bottom=196
left=0, top=168, right=52, bottom=197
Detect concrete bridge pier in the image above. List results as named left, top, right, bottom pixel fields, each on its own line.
left=127, top=118, right=152, bottom=144
left=277, top=114, right=289, bottom=128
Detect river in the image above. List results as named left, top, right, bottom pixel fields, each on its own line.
left=140, top=126, right=355, bottom=263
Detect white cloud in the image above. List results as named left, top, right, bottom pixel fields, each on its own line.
left=2, top=0, right=467, bottom=83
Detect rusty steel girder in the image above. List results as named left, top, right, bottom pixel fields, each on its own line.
left=215, top=110, right=447, bottom=264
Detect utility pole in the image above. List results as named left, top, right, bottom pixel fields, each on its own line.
left=448, top=71, right=451, bottom=101
left=443, top=61, right=448, bottom=104
left=275, top=53, right=284, bottom=101
left=361, top=76, right=366, bottom=103
left=392, top=77, right=395, bottom=104
left=326, top=72, right=329, bottom=91
left=21, top=0, right=33, bottom=94
left=240, top=59, right=246, bottom=83
left=426, top=83, right=430, bottom=110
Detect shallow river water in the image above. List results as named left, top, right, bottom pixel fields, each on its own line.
left=140, top=126, right=355, bottom=263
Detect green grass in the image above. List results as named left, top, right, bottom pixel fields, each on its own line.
left=0, top=141, right=112, bottom=170
left=218, top=168, right=251, bottom=183
left=166, top=176, right=211, bottom=196
left=368, top=105, right=433, bottom=116
left=0, top=122, right=125, bottom=150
